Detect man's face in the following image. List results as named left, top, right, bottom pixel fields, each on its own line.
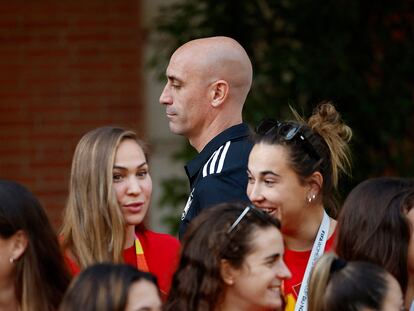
left=159, top=50, right=210, bottom=140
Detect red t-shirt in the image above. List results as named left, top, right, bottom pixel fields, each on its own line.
left=64, top=228, right=180, bottom=298
left=124, top=229, right=180, bottom=297
left=283, top=229, right=336, bottom=311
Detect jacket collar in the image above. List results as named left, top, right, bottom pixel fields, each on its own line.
left=185, top=123, right=250, bottom=179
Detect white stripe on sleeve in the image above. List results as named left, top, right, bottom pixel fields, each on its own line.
left=209, top=145, right=224, bottom=174
left=202, top=151, right=217, bottom=177
left=216, top=141, right=231, bottom=174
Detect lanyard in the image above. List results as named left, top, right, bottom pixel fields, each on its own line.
left=294, top=210, right=330, bottom=311
left=134, top=234, right=168, bottom=299
left=135, top=235, right=150, bottom=272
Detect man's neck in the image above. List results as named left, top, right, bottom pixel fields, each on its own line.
left=190, top=117, right=242, bottom=152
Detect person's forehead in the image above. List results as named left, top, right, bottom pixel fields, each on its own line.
left=247, top=227, right=284, bottom=258
left=127, top=280, right=161, bottom=308
left=171, top=42, right=211, bottom=67
left=167, top=51, right=206, bottom=81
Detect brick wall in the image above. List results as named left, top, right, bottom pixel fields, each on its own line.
left=0, top=1, right=144, bottom=227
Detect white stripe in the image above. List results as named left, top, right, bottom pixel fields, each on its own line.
left=209, top=145, right=224, bottom=174
left=216, top=141, right=231, bottom=174
left=202, top=152, right=217, bottom=177
left=294, top=211, right=330, bottom=311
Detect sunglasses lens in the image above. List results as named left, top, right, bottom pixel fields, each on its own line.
left=257, top=119, right=321, bottom=160
left=279, top=124, right=300, bottom=140
left=256, top=119, right=278, bottom=135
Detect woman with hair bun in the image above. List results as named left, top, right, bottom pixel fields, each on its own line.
left=247, top=102, right=352, bottom=310
left=308, top=253, right=404, bottom=311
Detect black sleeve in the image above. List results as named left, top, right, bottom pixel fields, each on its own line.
left=196, top=172, right=251, bottom=208
left=178, top=170, right=251, bottom=239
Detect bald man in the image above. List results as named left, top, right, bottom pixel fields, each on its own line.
left=160, top=36, right=253, bottom=239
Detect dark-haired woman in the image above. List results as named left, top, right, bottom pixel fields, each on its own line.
left=60, top=263, right=161, bottom=311
left=0, top=180, right=70, bottom=311
left=308, top=253, right=404, bottom=311
left=336, top=177, right=414, bottom=310
left=165, top=203, right=291, bottom=311
left=247, top=102, right=352, bottom=310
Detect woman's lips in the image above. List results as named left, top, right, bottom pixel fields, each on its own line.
left=124, top=202, right=143, bottom=213
left=261, top=207, right=280, bottom=219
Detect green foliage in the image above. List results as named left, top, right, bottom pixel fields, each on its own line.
left=151, top=0, right=414, bottom=233
left=157, top=176, right=190, bottom=234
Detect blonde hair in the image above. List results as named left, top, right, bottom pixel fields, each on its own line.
left=60, top=126, right=145, bottom=269
left=306, top=102, right=352, bottom=188
left=308, top=253, right=336, bottom=311
left=289, top=102, right=352, bottom=214
left=308, top=253, right=391, bottom=311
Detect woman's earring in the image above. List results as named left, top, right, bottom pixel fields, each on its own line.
left=9, top=257, right=14, bottom=263
left=308, top=194, right=316, bottom=203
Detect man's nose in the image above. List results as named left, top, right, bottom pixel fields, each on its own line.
left=159, top=84, right=172, bottom=105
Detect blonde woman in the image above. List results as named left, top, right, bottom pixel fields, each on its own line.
left=60, top=126, right=180, bottom=298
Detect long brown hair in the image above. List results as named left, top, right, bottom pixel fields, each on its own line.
left=0, top=180, right=70, bottom=311
left=60, top=126, right=147, bottom=269
left=336, top=177, right=414, bottom=293
left=165, top=203, right=281, bottom=311
left=60, top=263, right=159, bottom=311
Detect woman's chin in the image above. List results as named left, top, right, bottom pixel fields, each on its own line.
left=124, top=215, right=145, bottom=227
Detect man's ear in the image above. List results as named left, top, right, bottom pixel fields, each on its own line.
left=220, top=259, right=238, bottom=286
left=210, top=80, right=229, bottom=108
left=10, top=230, right=28, bottom=261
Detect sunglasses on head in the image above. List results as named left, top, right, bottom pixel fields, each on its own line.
left=227, top=205, right=273, bottom=234
left=255, top=118, right=321, bottom=160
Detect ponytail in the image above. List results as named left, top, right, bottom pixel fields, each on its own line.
left=307, top=102, right=352, bottom=188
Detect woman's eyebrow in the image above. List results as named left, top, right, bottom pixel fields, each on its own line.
left=113, top=162, right=147, bottom=170
left=260, top=170, right=279, bottom=177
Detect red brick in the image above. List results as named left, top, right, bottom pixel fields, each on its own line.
left=0, top=34, right=33, bottom=44
left=0, top=1, right=143, bottom=227
left=22, top=20, right=69, bottom=29
left=25, top=48, right=70, bottom=58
